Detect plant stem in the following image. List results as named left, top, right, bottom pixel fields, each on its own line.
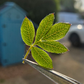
left=22, top=40, right=41, bottom=63
left=22, top=43, right=35, bottom=63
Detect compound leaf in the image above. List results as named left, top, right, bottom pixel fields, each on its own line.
left=31, top=47, right=53, bottom=69
left=21, top=17, right=35, bottom=46
left=35, top=13, right=54, bottom=43
left=42, top=23, right=71, bottom=40
left=37, top=41, right=68, bottom=54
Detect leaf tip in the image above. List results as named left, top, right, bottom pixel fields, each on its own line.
left=67, top=49, right=69, bottom=51
left=25, top=16, right=27, bottom=18
left=70, top=24, right=72, bottom=26
left=52, top=13, right=54, bottom=15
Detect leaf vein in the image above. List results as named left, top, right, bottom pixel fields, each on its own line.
left=40, top=42, right=66, bottom=51
left=27, top=21, right=31, bottom=43
left=43, top=25, right=69, bottom=40
left=39, top=17, right=52, bottom=40
left=34, top=47, right=51, bottom=66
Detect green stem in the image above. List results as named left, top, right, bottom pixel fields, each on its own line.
left=22, top=39, right=41, bottom=63
left=22, top=43, right=35, bottom=63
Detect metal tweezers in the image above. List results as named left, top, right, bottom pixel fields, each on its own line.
left=23, top=58, right=82, bottom=84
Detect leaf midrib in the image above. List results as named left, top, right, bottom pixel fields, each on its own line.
left=43, top=25, right=69, bottom=40
left=26, top=19, right=31, bottom=44
left=38, top=17, right=52, bottom=41
left=33, top=47, right=51, bottom=67
left=38, top=42, right=67, bottom=51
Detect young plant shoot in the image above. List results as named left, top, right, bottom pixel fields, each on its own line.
left=21, top=13, right=71, bottom=69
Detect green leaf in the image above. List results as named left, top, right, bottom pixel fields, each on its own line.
left=37, top=41, right=68, bottom=54
left=21, top=17, right=35, bottom=46
left=35, top=13, right=54, bottom=43
left=31, top=47, right=53, bottom=69
left=42, top=23, right=71, bottom=40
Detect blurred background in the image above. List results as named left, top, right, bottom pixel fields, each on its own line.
left=0, top=0, right=84, bottom=84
